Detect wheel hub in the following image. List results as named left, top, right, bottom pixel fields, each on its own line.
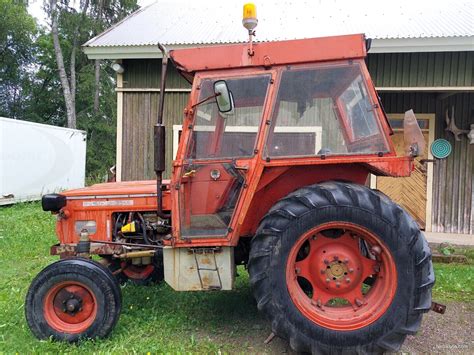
left=315, top=243, right=362, bottom=293
left=44, top=282, right=97, bottom=332
left=287, top=222, right=397, bottom=331
left=64, top=296, right=82, bottom=314
left=327, top=261, right=345, bottom=278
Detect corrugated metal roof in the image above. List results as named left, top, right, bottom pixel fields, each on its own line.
left=84, top=0, right=474, bottom=48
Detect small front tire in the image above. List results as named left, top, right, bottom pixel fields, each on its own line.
left=25, top=258, right=122, bottom=342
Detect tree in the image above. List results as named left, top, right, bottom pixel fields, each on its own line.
left=45, top=0, right=91, bottom=128
left=88, top=0, right=138, bottom=114
left=0, top=0, right=138, bottom=178
left=0, top=0, right=37, bottom=119
left=45, top=0, right=138, bottom=128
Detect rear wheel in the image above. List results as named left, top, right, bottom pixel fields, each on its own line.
left=248, top=182, right=434, bottom=354
left=105, top=249, right=164, bottom=286
left=121, top=260, right=163, bottom=285
left=25, top=258, right=121, bottom=341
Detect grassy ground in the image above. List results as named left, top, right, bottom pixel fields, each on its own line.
left=0, top=202, right=473, bottom=353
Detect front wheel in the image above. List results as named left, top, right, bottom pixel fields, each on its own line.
left=25, top=258, right=122, bottom=342
left=248, top=182, right=434, bottom=354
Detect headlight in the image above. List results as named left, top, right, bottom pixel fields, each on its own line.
left=75, top=221, right=97, bottom=235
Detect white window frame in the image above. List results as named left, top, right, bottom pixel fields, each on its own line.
left=173, top=125, right=323, bottom=159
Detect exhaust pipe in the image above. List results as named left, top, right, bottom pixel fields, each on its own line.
left=155, top=43, right=170, bottom=219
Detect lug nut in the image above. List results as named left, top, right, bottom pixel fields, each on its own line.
left=323, top=259, right=329, bottom=265
left=345, top=278, right=351, bottom=283
left=320, top=269, right=326, bottom=274
left=355, top=298, right=364, bottom=307
left=326, top=278, right=330, bottom=283
left=335, top=282, right=341, bottom=288
left=343, top=258, right=349, bottom=264
left=334, top=255, right=339, bottom=261
left=349, top=268, right=354, bottom=273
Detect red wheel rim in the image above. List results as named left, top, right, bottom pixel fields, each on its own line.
left=121, top=262, right=154, bottom=280
left=286, top=222, right=397, bottom=331
left=43, top=281, right=97, bottom=334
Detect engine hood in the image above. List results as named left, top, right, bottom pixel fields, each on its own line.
left=62, top=180, right=170, bottom=198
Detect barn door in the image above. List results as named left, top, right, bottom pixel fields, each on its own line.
left=375, top=114, right=434, bottom=230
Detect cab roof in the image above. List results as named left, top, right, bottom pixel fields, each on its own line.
left=170, top=34, right=367, bottom=76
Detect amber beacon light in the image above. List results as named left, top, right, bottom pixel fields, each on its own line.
left=243, top=3, right=258, bottom=56
left=243, top=3, right=258, bottom=30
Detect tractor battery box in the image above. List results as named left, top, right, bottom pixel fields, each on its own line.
left=163, top=246, right=235, bottom=291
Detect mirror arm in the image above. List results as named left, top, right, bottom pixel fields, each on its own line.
left=191, top=93, right=220, bottom=109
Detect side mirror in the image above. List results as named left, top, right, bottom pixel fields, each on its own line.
left=403, top=109, right=425, bottom=157
left=214, top=80, right=234, bottom=114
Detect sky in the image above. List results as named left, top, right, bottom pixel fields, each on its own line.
left=27, top=0, right=155, bottom=26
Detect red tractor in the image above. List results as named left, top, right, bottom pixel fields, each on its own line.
left=25, top=7, right=435, bottom=353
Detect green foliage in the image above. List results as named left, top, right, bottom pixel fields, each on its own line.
left=0, top=0, right=37, bottom=119
left=0, top=0, right=138, bottom=178
left=21, top=31, right=66, bottom=126
left=438, top=243, right=456, bottom=256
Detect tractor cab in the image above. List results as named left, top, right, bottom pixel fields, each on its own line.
left=169, top=34, right=415, bottom=243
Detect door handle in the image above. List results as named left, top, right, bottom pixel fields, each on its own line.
left=233, top=165, right=249, bottom=171
left=231, top=160, right=249, bottom=171
left=183, top=169, right=196, bottom=178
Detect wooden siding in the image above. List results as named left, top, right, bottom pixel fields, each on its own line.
left=368, top=52, right=474, bottom=87
left=121, top=59, right=190, bottom=180
left=380, top=92, right=474, bottom=234
left=124, top=53, right=474, bottom=88
left=122, top=91, right=188, bottom=180
left=123, top=59, right=190, bottom=89
left=120, top=56, right=473, bottom=234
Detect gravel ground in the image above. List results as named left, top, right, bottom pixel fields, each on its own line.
left=204, top=301, right=473, bottom=354
left=401, top=302, right=473, bottom=354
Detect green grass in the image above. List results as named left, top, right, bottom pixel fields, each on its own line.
left=0, top=202, right=265, bottom=353
left=0, top=202, right=473, bottom=352
left=431, top=264, right=473, bottom=302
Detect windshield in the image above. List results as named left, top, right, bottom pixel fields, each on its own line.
left=186, top=75, right=271, bottom=160
left=265, top=62, right=389, bottom=157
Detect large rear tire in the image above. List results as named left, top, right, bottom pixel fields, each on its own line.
left=25, top=258, right=122, bottom=342
left=248, top=181, right=434, bottom=354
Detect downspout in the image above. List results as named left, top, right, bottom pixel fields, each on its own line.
left=155, top=43, right=170, bottom=219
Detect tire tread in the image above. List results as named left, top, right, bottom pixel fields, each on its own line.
left=248, top=182, right=434, bottom=354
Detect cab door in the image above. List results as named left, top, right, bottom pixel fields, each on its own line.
left=177, top=73, right=271, bottom=239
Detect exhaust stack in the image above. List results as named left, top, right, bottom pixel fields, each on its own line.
left=155, top=43, right=170, bottom=219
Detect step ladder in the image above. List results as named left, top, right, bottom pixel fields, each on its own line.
left=191, top=247, right=223, bottom=290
